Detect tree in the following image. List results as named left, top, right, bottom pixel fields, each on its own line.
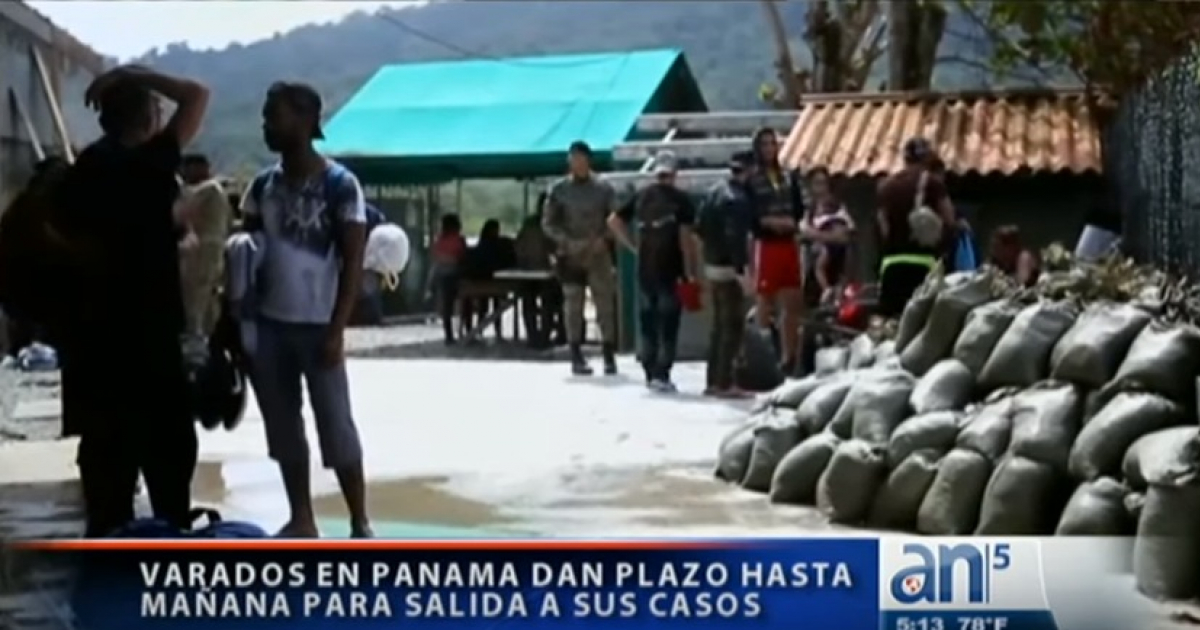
left=887, top=0, right=948, bottom=90
left=966, top=1, right=1200, bottom=102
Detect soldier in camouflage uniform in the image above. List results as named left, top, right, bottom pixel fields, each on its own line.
left=542, top=141, right=619, bottom=375
left=176, top=154, right=233, bottom=364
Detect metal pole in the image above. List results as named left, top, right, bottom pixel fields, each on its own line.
left=8, top=88, right=45, bottom=161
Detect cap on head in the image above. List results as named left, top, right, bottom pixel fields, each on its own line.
left=653, top=150, right=677, bottom=175
left=267, top=81, right=325, bottom=140
left=902, top=137, right=934, bottom=165
left=568, top=140, right=593, bottom=158
left=729, top=150, right=755, bottom=172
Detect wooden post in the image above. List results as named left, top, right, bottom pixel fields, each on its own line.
left=30, top=45, right=73, bottom=163
left=8, top=88, right=45, bottom=161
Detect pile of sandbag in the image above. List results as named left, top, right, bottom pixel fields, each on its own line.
left=714, top=262, right=1200, bottom=602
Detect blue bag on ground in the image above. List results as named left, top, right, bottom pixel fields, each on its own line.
left=109, top=508, right=267, bottom=538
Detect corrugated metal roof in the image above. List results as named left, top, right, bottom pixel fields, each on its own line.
left=779, top=90, right=1103, bottom=177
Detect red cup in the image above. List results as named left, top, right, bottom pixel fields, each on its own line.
left=676, top=280, right=702, bottom=312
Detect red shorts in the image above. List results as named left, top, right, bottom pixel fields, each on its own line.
left=754, top=239, right=802, bottom=295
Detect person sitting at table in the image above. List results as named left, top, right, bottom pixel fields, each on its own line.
left=462, top=219, right=515, bottom=341
left=515, top=204, right=558, bottom=348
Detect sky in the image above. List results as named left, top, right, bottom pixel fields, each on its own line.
left=29, top=1, right=421, bottom=60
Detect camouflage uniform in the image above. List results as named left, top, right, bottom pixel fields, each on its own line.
left=178, top=179, right=233, bottom=339
left=542, top=175, right=618, bottom=346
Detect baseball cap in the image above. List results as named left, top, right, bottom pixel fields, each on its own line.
left=267, top=81, right=325, bottom=140
left=902, top=137, right=933, bottom=164
left=730, top=150, right=755, bottom=171
left=653, top=150, right=678, bottom=175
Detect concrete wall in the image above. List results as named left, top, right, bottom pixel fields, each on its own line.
left=0, top=3, right=104, bottom=205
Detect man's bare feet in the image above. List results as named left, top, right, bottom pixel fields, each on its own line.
left=275, top=520, right=320, bottom=538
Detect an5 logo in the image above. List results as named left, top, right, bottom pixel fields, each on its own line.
left=890, top=543, right=1011, bottom=605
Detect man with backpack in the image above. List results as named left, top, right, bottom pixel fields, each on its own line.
left=53, top=64, right=210, bottom=537
left=875, top=137, right=955, bottom=317
left=240, top=82, right=372, bottom=538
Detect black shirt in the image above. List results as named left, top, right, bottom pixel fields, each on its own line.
left=617, top=182, right=695, bottom=285
left=57, top=132, right=185, bottom=343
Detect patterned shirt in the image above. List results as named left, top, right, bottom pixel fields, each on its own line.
left=240, top=161, right=366, bottom=324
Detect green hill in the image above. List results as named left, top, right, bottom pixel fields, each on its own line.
left=135, top=0, right=1022, bottom=170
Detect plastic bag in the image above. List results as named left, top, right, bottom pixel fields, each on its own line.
left=758, top=375, right=827, bottom=411
left=1007, top=381, right=1083, bottom=472
left=1055, top=477, right=1133, bottom=536
left=975, top=455, right=1065, bottom=535
left=795, top=375, right=855, bottom=434
left=867, top=448, right=941, bottom=530
left=838, top=370, right=917, bottom=444
left=887, top=410, right=962, bottom=467
left=814, top=346, right=850, bottom=375
left=1123, top=427, right=1200, bottom=490
left=715, top=418, right=761, bottom=483
left=1133, top=481, right=1200, bottom=600
left=909, top=359, right=974, bottom=414
left=1050, top=302, right=1151, bottom=388
left=846, top=334, right=877, bottom=369
left=952, top=300, right=1020, bottom=375
left=917, top=448, right=993, bottom=535
left=741, top=409, right=806, bottom=492
left=1112, top=321, right=1200, bottom=406
left=894, top=277, right=940, bottom=353
left=816, top=439, right=889, bottom=524
left=901, top=272, right=995, bottom=376
left=978, top=301, right=1078, bottom=390
left=955, top=394, right=1016, bottom=461
left=769, top=432, right=840, bottom=505
left=1069, top=393, right=1185, bottom=481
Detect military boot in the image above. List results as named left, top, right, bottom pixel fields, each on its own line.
left=570, top=344, right=593, bottom=376
left=602, top=343, right=618, bottom=375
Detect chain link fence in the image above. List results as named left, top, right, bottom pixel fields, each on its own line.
left=1107, top=50, right=1200, bottom=277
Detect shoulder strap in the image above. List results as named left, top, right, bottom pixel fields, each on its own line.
left=248, top=171, right=269, bottom=208
left=914, top=170, right=928, bottom=210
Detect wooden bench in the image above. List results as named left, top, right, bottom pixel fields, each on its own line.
left=457, top=269, right=556, bottom=343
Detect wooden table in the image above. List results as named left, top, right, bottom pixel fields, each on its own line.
left=458, top=269, right=556, bottom=343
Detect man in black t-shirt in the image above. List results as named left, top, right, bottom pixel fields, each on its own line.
left=56, top=64, right=211, bottom=536
left=608, top=151, right=699, bottom=392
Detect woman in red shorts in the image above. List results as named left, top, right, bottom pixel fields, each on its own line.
left=746, top=128, right=806, bottom=373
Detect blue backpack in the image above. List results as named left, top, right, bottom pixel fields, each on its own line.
left=110, top=508, right=267, bottom=539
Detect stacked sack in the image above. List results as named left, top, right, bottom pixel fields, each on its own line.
left=714, top=259, right=1200, bottom=602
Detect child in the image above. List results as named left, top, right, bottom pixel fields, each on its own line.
left=803, top=167, right=854, bottom=303
left=427, top=213, right=467, bottom=345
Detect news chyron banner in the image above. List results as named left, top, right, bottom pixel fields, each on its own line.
left=13, top=536, right=1146, bottom=630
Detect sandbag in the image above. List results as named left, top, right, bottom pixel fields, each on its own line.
left=874, top=340, right=897, bottom=363
left=900, top=272, right=995, bottom=376
left=1133, top=481, right=1200, bottom=600
left=867, top=448, right=941, bottom=530
left=1123, top=427, right=1200, bottom=490
left=1050, top=302, right=1151, bottom=388
left=735, top=325, right=785, bottom=392
left=1069, top=393, right=1185, bottom=481
left=741, top=409, right=806, bottom=492
left=955, top=395, right=1016, bottom=461
left=1055, top=477, right=1133, bottom=536
left=837, top=370, right=916, bottom=444
left=894, top=276, right=940, bottom=353
left=976, top=455, right=1064, bottom=535
left=814, top=346, right=850, bottom=375
left=917, top=448, right=992, bottom=535
left=952, top=300, right=1020, bottom=375
left=909, top=359, right=974, bottom=414
left=1112, top=321, right=1200, bottom=406
left=1008, top=381, right=1083, bottom=472
left=816, top=439, right=889, bottom=524
left=715, top=419, right=760, bottom=483
left=978, top=301, right=1078, bottom=390
left=887, top=410, right=962, bottom=467
left=795, top=376, right=855, bottom=433
left=769, top=432, right=840, bottom=505
left=846, top=334, right=877, bottom=369
left=758, top=375, right=827, bottom=410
